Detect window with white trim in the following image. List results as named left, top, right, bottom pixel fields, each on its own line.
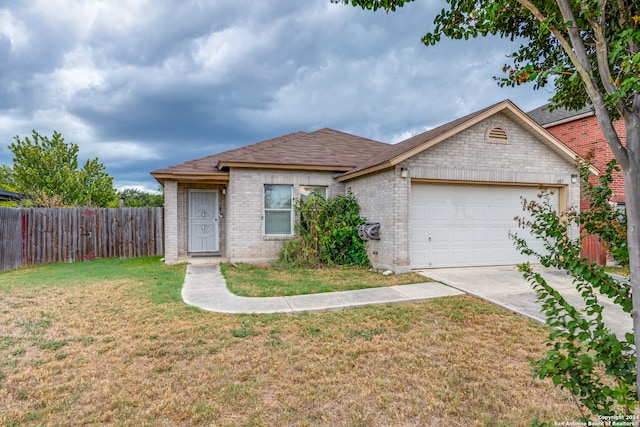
left=264, top=185, right=292, bottom=235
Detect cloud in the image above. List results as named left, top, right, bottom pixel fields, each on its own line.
left=0, top=9, right=29, bottom=51
left=0, top=0, right=551, bottom=191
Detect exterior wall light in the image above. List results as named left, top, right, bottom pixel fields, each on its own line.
left=222, top=186, right=227, bottom=195
left=400, top=167, right=409, bottom=178
left=571, top=174, right=578, bottom=184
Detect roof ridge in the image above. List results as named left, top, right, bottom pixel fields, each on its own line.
left=310, top=127, right=388, bottom=146
left=150, top=131, right=310, bottom=174
left=152, top=128, right=392, bottom=179
left=218, top=131, right=309, bottom=161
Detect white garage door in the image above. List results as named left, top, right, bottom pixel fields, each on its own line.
left=410, top=183, right=557, bottom=268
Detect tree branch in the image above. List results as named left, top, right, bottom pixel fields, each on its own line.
left=588, top=0, right=620, bottom=96
left=554, top=0, right=629, bottom=167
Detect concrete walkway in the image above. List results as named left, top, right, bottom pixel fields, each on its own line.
left=181, top=263, right=464, bottom=314
left=181, top=263, right=633, bottom=339
left=418, top=264, right=633, bottom=338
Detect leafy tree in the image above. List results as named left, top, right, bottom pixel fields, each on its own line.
left=9, top=130, right=117, bottom=207
left=0, top=164, right=16, bottom=192
left=337, top=0, right=640, bottom=395
left=118, top=188, right=164, bottom=207
left=513, top=161, right=635, bottom=420
left=0, top=164, right=22, bottom=207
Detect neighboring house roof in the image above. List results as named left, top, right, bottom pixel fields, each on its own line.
left=0, top=188, right=31, bottom=202
left=151, top=128, right=390, bottom=184
left=338, top=99, right=595, bottom=181
left=527, top=103, right=593, bottom=127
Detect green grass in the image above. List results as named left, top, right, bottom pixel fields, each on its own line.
left=0, top=257, right=582, bottom=425
left=221, top=262, right=430, bottom=297
left=604, top=265, right=630, bottom=277
left=0, top=256, right=187, bottom=304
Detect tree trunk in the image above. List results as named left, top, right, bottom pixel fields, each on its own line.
left=624, top=145, right=640, bottom=395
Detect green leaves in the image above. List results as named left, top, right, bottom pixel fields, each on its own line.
left=514, top=162, right=635, bottom=418
left=335, top=0, right=415, bottom=12
left=346, top=0, right=639, bottom=115
left=8, top=130, right=117, bottom=207
left=118, top=188, right=164, bottom=208
left=279, top=191, right=369, bottom=267
left=579, top=159, right=628, bottom=268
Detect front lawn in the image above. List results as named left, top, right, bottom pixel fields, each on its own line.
left=221, top=262, right=430, bottom=297
left=0, top=257, right=580, bottom=425
left=604, top=265, right=631, bottom=277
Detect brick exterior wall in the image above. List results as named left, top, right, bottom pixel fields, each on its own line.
left=404, top=112, right=580, bottom=188
left=226, top=168, right=345, bottom=262
left=348, top=112, right=581, bottom=272
left=163, top=181, right=178, bottom=264
left=545, top=115, right=626, bottom=208
left=347, top=169, right=411, bottom=273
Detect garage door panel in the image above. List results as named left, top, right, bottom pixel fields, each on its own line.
left=411, top=183, right=557, bottom=268
left=430, top=205, right=450, bottom=221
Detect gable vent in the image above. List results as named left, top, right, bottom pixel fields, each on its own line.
left=487, top=126, right=509, bottom=143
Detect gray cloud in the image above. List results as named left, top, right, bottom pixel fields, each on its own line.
left=0, top=0, right=551, bottom=192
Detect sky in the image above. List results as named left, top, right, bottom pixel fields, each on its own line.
left=0, top=0, right=554, bottom=193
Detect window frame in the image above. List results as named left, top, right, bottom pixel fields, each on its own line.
left=264, top=184, right=293, bottom=236
left=300, top=185, right=328, bottom=201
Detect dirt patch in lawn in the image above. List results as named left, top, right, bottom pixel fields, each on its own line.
left=0, top=262, right=583, bottom=426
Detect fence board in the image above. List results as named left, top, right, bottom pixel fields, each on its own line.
left=0, top=207, right=164, bottom=271
left=581, top=233, right=607, bottom=266
left=0, top=208, right=23, bottom=271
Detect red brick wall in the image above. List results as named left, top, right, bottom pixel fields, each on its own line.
left=546, top=115, right=626, bottom=210
left=546, top=116, right=626, bottom=265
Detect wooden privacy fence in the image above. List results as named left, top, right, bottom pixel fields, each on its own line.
left=0, top=208, right=23, bottom=271
left=581, top=233, right=608, bottom=266
left=0, top=207, right=163, bottom=271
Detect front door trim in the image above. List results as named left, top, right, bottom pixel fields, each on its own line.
left=188, top=189, right=219, bottom=253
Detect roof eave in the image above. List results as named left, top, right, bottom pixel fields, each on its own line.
left=0, top=190, right=32, bottom=201
left=336, top=162, right=394, bottom=182
left=340, top=100, right=598, bottom=180
left=341, top=101, right=516, bottom=180
left=541, top=111, right=594, bottom=128
left=216, top=161, right=353, bottom=172
left=150, top=172, right=230, bottom=185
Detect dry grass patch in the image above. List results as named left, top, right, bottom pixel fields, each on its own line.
left=222, top=262, right=430, bottom=297
left=0, top=258, right=582, bottom=426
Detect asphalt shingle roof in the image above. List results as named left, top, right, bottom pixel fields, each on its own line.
left=340, top=102, right=500, bottom=178
left=527, top=103, right=593, bottom=126
left=153, top=99, right=587, bottom=183
left=151, top=128, right=390, bottom=177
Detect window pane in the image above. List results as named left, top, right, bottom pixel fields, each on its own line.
left=265, top=185, right=292, bottom=209
left=300, top=186, right=327, bottom=201
left=265, top=211, right=291, bottom=234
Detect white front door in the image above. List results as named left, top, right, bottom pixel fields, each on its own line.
left=189, top=190, right=219, bottom=253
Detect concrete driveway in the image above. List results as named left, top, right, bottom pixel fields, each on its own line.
left=417, top=265, right=633, bottom=338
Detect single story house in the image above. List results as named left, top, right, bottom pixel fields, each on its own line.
left=152, top=100, right=592, bottom=272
